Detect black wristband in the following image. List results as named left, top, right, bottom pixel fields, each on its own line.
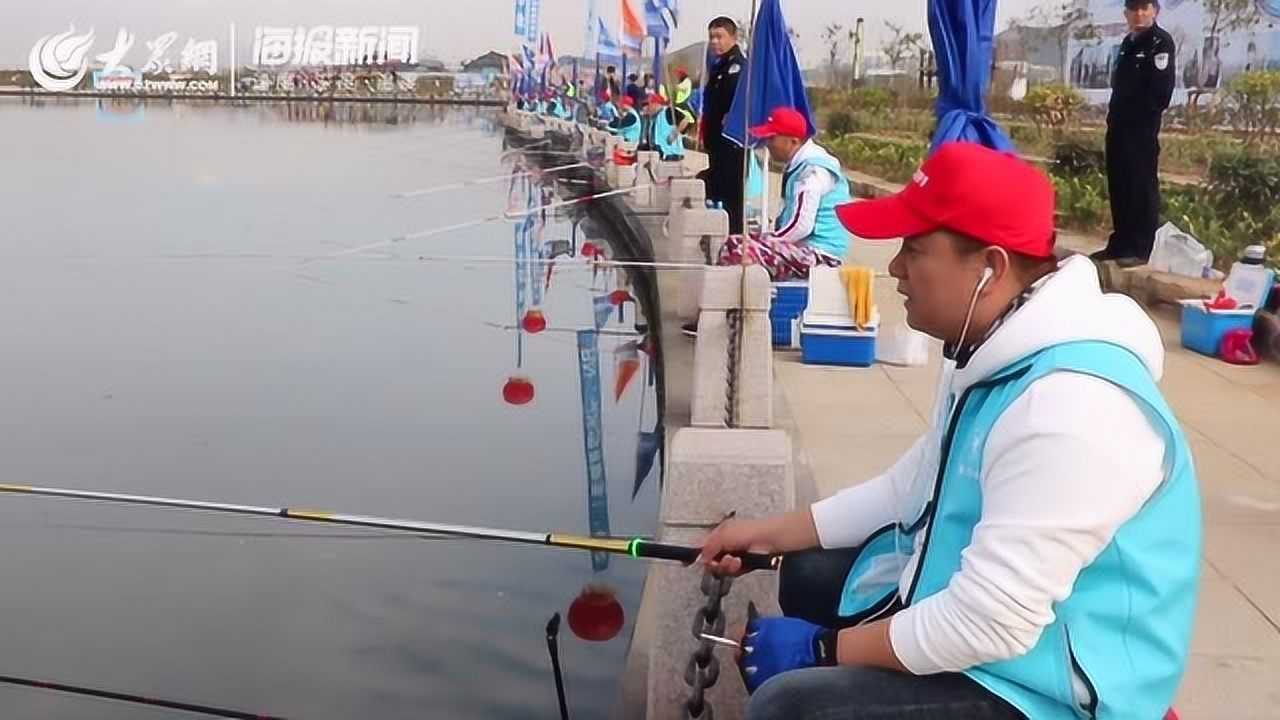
left=813, top=628, right=839, bottom=667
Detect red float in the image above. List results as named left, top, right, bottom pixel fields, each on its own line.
left=609, top=290, right=634, bottom=306
left=567, top=585, right=625, bottom=642
left=521, top=309, right=548, bottom=334
left=502, top=376, right=536, bottom=406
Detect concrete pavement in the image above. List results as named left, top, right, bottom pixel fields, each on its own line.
left=773, top=240, right=1280, bottom=719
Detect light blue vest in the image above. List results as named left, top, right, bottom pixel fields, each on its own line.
left=775, top=151, right=852, bottom=260
left=598, top=103, right=619, bottom=124
left=611, top=108, right=642, bottom=144
left=837, top=341, right=1200, bottom=720
left=651, top=109, right=685, bottom=160
left=552, top=99, right=572, bottom=120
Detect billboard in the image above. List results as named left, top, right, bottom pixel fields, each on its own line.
left=1069, top=0, right=1280, bottom=102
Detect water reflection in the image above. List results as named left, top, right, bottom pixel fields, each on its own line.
left=0, top=98, right=660, bottom=718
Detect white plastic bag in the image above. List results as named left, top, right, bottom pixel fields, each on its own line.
left=876, top=321, right=931, bottom=367
left=1149, top=222, right=1213, bottom=278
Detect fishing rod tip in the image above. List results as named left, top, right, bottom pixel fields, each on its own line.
left=546, top=612, right=561, bottom=638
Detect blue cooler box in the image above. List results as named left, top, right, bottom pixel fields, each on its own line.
left=1179, top=301, right=1255, bottom=357
left=800, top=312, right=878, bottom=367
left=770, top=281, right=809, bottom=348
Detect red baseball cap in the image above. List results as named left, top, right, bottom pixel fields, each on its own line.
left=645, top=92, right=667, bottom=106
left=620, top=96, right=635, bottom=108
left=749, top=107, right=810, bottom=140
left=834, top=142, right=1056, bottom=259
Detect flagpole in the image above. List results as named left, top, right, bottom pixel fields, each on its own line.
left=740, top=0, right=758, bottom=235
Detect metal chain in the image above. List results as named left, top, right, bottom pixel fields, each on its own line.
left=724, top=309, right=741, bottom=428
left=684, top=568, right=733, bottom=719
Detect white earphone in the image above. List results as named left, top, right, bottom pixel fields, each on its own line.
left=977, top=266, right=995, bottom=291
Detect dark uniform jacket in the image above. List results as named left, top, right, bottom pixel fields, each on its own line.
left=1108, top=24, right=1176, bottom=129
left=701, top=45, right=745, bottom=148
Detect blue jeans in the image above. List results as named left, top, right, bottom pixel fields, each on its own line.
left=746, top=548, right=1025, bottom=720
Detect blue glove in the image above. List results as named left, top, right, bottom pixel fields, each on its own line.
left=738, top=602, right=838, bottom=694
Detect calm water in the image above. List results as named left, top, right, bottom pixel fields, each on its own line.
left=0, top=98, right=660, bottom=718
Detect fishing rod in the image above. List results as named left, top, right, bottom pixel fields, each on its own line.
left=393, top=161, right=590, bottom=199
left=0, top=483, right=781, bottom=571
left=0, top=673, right=287, bottom=719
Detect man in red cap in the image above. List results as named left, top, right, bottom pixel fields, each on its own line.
left=700, top=142, right=1200, bottom=720
left=639, top=92, right=685, bottom=160
left=714, top=107, right=853, bottom=280
left=607, top=95, right=642, bottom=145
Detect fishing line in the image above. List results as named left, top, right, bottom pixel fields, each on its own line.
left=393, top=162, right=590, bottom=199
left=314, top=186, right=651, bottom=261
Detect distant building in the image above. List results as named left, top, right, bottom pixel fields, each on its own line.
left=461, top=51, right=509, bottom=81
left=996, top=24, right=1067, bottom=76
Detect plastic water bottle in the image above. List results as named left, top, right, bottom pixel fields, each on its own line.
left=1225, top=245, right=1275, bottom=311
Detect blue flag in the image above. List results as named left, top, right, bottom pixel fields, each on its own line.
left=576, top=330, right=611, bottom=572
left=928, top=0, right=1013, bottom=154
left=722, top=0, right=814, bottom=147
left=643, top=0, right=677, bottom=39
left=596, top=17, right=622, bottom=59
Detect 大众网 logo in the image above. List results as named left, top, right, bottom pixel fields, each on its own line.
left=29, top=26, right=96, bottom=92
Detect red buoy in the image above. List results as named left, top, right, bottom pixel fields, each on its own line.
left=521, top=309, right=548, bottom=334
left=580, top=242, right=599, bottom=258
left=609, top=290, right=634, bottom=306
left=502, top=376, right=536, bottom=406
left=567, top=585, right=625, bottom=642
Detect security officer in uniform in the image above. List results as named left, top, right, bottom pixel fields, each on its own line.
left=1094, top=0, right=1175, bottom=265
left=699, top=16, right=747, bottom=234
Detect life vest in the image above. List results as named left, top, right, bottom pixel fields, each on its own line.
left=610, top=108, right=642, bottom=145
left=775, top=148, right=852, bottom=259
left=835, top=341, right=1200, bottom=720
left=649, top=108, right=685, bottom=160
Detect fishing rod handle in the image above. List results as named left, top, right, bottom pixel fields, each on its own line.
left=636, top=540, right=781, bottom=572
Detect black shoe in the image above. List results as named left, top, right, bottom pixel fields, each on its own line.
left=1088, top=248, right=1116, bottom=262
left=1114, top=255, right=1148, bottom=268
left=681, top=321, right=698, bottom=338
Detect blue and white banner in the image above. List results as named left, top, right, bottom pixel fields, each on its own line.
left=644, top=0, right=678, bottom=40
left=577, top=330, right=611, bottom=572
left=514, top=0, right=540, bottom=44
left=596, top=17, right=622, bottom=58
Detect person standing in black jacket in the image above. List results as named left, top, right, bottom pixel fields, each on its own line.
left=700, top=16, right=747, bottom=234
left=1093, top=0, right=1175, bottom=264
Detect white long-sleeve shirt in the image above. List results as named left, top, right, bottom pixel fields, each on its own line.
left=770, top=141, right=836, bottom=247
left=809, top=256, right=1171, bottom=674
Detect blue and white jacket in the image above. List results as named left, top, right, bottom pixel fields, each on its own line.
left=811, top=256, right=1201, bottom=719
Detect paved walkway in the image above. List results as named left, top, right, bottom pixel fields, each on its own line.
left=774, top=241, right=1280, bottom=718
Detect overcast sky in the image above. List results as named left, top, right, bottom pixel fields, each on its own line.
left=6, top=0, right=1067, bottom=69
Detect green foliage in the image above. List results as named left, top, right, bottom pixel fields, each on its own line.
left=825, top=135, right=927, bottom=184
left=1222, top=70, right=1280, bottom=144
left=1020, top=84, right=1086, bottom=135
left=1159, top=149, right=1280, bottom=265
left=827, top=110, right=857, bottom=137
left=1051, top=172, right=1110, bottom=230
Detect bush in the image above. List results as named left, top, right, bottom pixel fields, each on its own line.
left=1020, top=84, right=1086, bottom=135
left=825, top=135, right=927, bottom=184
left=848, top=86, right=896, bottom=114
left=826, top=109, right=857, bottom=136
left=1222, top=70, right=1280, bottom=144
left=1054, top=142, right=1106, bottom=176
left=1052, top=172, right=1110, bottom=231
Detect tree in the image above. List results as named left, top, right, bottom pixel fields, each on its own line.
left=1013, top=0, right=1100, bottom=84
left=822, top=23, right=846, bottom=86
left=1223, top=70, right=1280, bottom=144
left=1203, top=0, right=1261, bottom=43
left=881, top=21, right=924, bottom=73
